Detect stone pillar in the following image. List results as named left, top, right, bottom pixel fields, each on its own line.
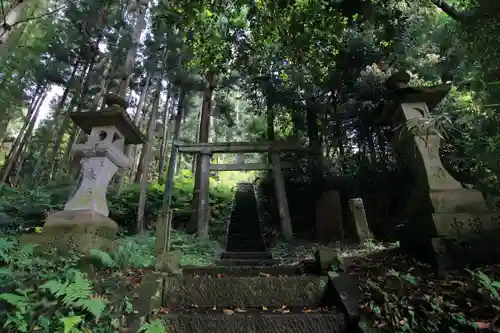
left=348, top=198, right=371, bottom=244
left=387, top=78, right=500, bottom=268
left=315, top=189, right=343, bottom=243
left=22, top=101, right=146, bottom=253
left=197, top=148, right=212, bottom=239
left=271, top=151, right=293, bottom=241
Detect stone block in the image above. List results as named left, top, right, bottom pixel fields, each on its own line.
left=162, top=312, right=347, bottom=333
left=348, top=198, right=372, bottom=243
left=20, top=210, right=118, bottom=254
left=315, top=247, right=345, bottom=273
left=181, top=265, right=303, bottom=277
left=155, top=251, right=182, bottom=275
left=163, top=276, right=329, bottom=308
left=429, top=188, right=488, bottom=213
left=316, top=189, right=343, bottom=243
left=432, top=212, right=500, bottom=239
left=136, top=272, right=166, bottom=316
left=431, top=230, right=500, bottom=270
left=326, top=271, right=361, bottom=325
left=220, top=251, right=273, bottom=260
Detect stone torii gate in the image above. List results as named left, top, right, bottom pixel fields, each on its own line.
left=176, top=141, right=309, bottom=240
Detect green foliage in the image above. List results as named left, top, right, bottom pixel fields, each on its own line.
left=0, top=239, right=108, bottom=333
left=0, top=170, right=234, bottom=237
left=0, top=228, right=216, bottom=333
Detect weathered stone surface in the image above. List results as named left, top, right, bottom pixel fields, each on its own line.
left=163, top=276, right=329, bottom=308
left=225, top=183, right=268, bottom=253
left=162, top=312, right=347, bottom=333
left=348, top=198, right=371, bottom=243
left=64, top=156, right=120, bottom=216
left=155, top=251, right=182, bottom=274
left=432, top=212, right=500, bottom=239
left=220, top=251, right=273, bottom=260
left=326, top=272, right=361, bottom=324
left=136, top=272, right=165, bottom=316
left=315, top=248, right=344, bottom=273
left=19, top=232, right=116, bottom=254
left=43, top=210, right=118, bottom=238
left=70, top=106, right=146, bottom=144
left=431, top=230, right=500, bottom=269
left=214, top=258, right=281, bottom=266
left=20, top=210, right=119, bottom=253
left=315, top=189, right=343, bottom=243
left=388, top=83, right=500, bottom=269
left=182, top=266, right=304, bottom=277
left=429, top=189, right=488, bottom=214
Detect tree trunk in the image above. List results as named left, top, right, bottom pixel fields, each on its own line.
left=117, top=3, right=147, bottom=97
left=48, top=59, right=94, bottom=179
left=266, top=95, right=274, bottom=163
left=189, top=71, right=215, bottom=235
left=0, top=0, right=30, bottom=44
left=135, top=85, right=161, bottom=183
left=0, top=85, right=46, bottom=184
left=158, top=89, right=174, bottom=184
left=34, top=64, right=79, bottom=180
left=160, top=88, right=185, bottom=214
left=136, top=88, right=161, bottom=232
left=11, top=90, right=47, bottom=185
left=116, top=73, right=151, bottom=191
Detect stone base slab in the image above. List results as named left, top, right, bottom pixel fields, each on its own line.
left=43, top=210, right=118, bottom=238
left=399, top=228, right=500, bottom=270
left=161, top=312, right=347, bottom=333
left=431, top=230, right=500, bottom=270
left=19, top=232, right=116, bottom=254
left=20, top=210, right=119, bottom=254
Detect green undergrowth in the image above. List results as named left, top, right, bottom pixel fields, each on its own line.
left=0, top=170, right=234, bottom=236
left=0, top=230, right=219, bottom=333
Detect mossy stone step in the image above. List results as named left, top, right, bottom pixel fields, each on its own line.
left=161, top=311, right=347, bottom=333
left=214, top=258, right=281, bottom=266
left=163, top=276, right=329, bottom=308
left=220, top=251, right=273, bottom=260
left=182, top=265, right=304, bottom=277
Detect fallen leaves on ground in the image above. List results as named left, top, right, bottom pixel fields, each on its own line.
left=346, top=249, right=500, bottom=333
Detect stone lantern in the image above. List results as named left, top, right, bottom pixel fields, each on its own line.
left=22, top=95, right=146, bottom=253
left=385, top=74, right=500, bottom=269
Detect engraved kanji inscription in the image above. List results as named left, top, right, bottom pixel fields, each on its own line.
left=468, top=217, right=482, bottom=234
left=451, top=217, right=464, bottom=236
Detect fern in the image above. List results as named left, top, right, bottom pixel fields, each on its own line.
left=138, top=319, right=167, bottom=333
left=74, top=299, right=106, bottom=321
left=40, top=270, right=93, bottom=305
left=90, top=248, right=117, bottom=268
left=60, top=316, right=83, bottom=333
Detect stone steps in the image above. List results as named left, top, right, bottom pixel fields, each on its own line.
left=163, top=275, right=329, bottom=308
left=224, top=182, right=268, bottom=253
left=161, top=311, right=347, bottom=333
left=181, top=265, right=305, bottom=277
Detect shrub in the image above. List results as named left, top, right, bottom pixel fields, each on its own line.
left=0, top=230, right=217, bottom=332
left=0, top=170, right=234, bottom=237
